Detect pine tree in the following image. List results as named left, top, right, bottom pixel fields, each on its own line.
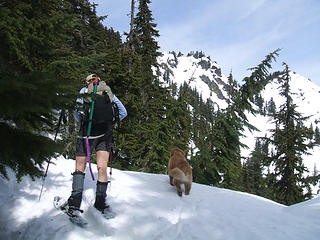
left=167, top=83, right=192, bottom=151
left=255, top=94, right=265, bottom=115
left=239, top=49, right=280, bottom=117
left=268, top=63, right=315, bottom=205
left=225, top=72, right=239, bottom=106
left=245, top=139, right=268, bottom=195
left=0, top=0, right=77, bottom=180
left=314, top=126, right=320, bottom=145
left=217, top=52, right=279, bottom=190
left=184, top=74, right=243, bottom=189
left=221, top=51, right=280, bottom=176
left=190, top=97, right=220, bottom=185
left=267, top=97, right=277, bottom=115
left=121, top=0, right=175, bottom=173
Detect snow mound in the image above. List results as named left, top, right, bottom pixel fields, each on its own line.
left=0, top=156, right=319, bottom=240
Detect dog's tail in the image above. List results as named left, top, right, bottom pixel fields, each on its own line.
left=169, top=168, right=191, bottom=183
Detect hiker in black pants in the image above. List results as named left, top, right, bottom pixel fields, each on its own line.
left=66, top=74, right=127, bottom=216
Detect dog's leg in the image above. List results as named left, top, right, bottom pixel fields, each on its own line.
left=185, top=182, right=191, bottom=195
left=169, top=175, right=174, bottom=186
left=175, top=179, right=183, bottom=197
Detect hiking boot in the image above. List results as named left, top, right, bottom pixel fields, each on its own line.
left=94, top=195, right=110, bottom=213
left=94, top=181, right=109, bottom=213
left=67, top=192, right=82, bottom=209
left=60, top=201, right=83, bottom=218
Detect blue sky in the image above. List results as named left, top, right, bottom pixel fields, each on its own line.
left=91, top=0, right=320, bottom=86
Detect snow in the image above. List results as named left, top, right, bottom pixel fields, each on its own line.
left=1, top=157, right=320, bottom=240
left=262, top=72, right=320, bottom=122
left=160, top=52, right=229, bottom=109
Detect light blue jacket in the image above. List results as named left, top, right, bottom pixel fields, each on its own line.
left=73, top=87, right=127, bottom=122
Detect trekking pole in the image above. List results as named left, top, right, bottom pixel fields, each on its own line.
left=109, top=149, right=113, bottom=176
left=108, top=109, right=120, bottom=188
left=85, top=77, right=99, bottom=180
left=39, top=109, right=66, bottom=201
left=108, top=148, right=113, bottom=189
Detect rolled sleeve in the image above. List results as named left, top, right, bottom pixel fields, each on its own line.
left=113, top=95, right=127, bottom=121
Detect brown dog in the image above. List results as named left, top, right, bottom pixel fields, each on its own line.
left=168, top=148, right=192, bottom=196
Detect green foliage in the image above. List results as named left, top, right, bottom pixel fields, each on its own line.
left=0, top=0, right=79, bottom=180
left=243, top=139, right=269, bottom=196
left=0, top=72, right=75, bottom=180
left=115, top=0, right=174, bottom=173
left=266, top=63, right=315, bottom=205
left=239, top=49, right=280, bottom=119
left=0, top=122, right=62, bottom=182
left=314, top=126, right=320, bottom=144
left=266, top=97, right=277, bottom=115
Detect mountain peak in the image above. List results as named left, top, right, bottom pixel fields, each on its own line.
left=159, top=51, right=229, bottom=109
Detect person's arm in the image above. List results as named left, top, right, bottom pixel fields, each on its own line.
left=113, top=95, right=127, bottom=121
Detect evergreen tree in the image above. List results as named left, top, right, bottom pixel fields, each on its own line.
left=239, top=50, right=280, bottom=117
left=121, top=0, right=174, bottom=173
left=225, top=72, right=239, bottom=106
left=0, top=0, right=77, bottom=180
left=255, top=94, right=265, bottom=115
left=314, top=126, right=320, bottom=145
left=217, top=52, right=279, bottom=190
left=245, top=139, right=268, bottom=195
left=168, top=83, right=192, bottom=151
left=266, top=97, right=277, bottom=115
left=268, top=63, right=315, bottom=205
left=190, top=98, right=220, bottom=185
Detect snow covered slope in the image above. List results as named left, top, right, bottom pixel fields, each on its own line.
left=0, top=157, right=319, bottom=240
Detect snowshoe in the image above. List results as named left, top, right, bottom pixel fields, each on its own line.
left=53, top=196, right=88, bottom=227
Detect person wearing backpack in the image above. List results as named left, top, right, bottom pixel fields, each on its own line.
left=65, top=74, right=127, bottom=217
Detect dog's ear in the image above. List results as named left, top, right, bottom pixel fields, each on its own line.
left=176, top=148, right=185, bottom=156
left=170, top=148, right=176, bottom=157
left=179, top=149, right=185, bottom=156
